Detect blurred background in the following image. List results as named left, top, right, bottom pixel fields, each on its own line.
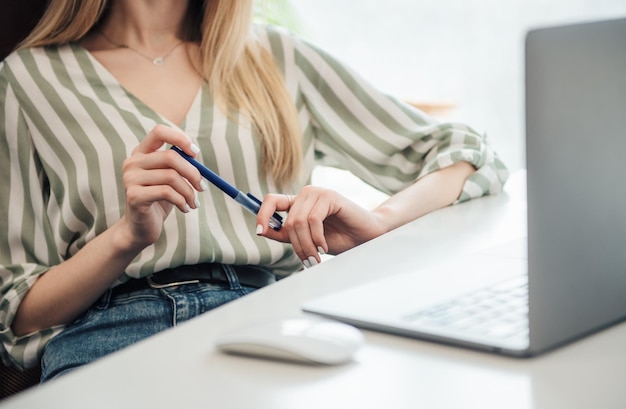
left=266, top=0, right=626, bottom=206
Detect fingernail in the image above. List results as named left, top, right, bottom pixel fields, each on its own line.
left=308, top=256, right=318, bottom=266
left=256, top=224, right=263, bottom=235
left=302, top=259, right=312, bottom=268
left=317, top=246, right=326, bottom=255
left=191, top=143, right=200, bottom=154
left=185, top=204, right=191, bottom=213
left=200, top=179, right=209, bottom=191
left=194, top=197, right=200, bottom=209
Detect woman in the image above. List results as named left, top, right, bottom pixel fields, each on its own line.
left=0, top=0, right=508, bottom=380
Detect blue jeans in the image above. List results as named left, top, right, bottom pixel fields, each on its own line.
left=40, top=265, right=258, bottom=382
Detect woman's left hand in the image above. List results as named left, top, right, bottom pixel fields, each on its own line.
left=256, top=186, right=388, bottom=267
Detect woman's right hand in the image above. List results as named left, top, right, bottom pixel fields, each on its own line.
left=13, top=125, right=207, bottom=336
left=119, top=125, right=206, bottom=251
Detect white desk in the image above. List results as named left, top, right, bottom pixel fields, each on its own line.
left=3, top=171, right=626, bottom=409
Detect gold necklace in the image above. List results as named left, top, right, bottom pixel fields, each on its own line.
left=98, top=30, right=184, bottom=66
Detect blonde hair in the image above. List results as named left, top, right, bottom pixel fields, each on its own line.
left=19, top=0, right=302, bottom=186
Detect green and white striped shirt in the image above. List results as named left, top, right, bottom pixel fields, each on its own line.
left=0, top=26, right=508, bottom=368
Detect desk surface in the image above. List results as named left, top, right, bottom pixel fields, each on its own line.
left=3, top=171, right=626, bottom=409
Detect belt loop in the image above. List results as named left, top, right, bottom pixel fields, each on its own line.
left=221, top=264, right=242, bottom=290
left=96, top=288, right=113, bottom=309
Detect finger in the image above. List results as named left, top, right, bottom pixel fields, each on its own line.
left=257, top=191, right=327, bottom=268
left=284, top=194, right=294, bottom=209
left=134, top=124, right=200, bottom=158
left=284, top=191, right=330, bottom=266
left=129, top=125, right=205, bottom=191
left=256, top=193, right=314, bottom=269
left=162, top=149, right=207, bottom=193
left=124, top=149, right=206, bottom=195
left=126, top=183, right=193, bottom=214
left=125, top=166, right=200, bottom=210
left=289, top=205, right=324, bottom=266
left=305, top=203, right=329, bottom=257
left=256, top=193, right=292, bottom=238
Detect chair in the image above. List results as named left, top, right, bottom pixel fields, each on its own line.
left=0, top=0, right=46, bottom=401
left=0, top=365, right=42, bottom=401
left=0, top=0, right=46, bottom=61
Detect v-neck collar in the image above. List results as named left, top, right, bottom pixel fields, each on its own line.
left=72, top=42, right=205, bottom=133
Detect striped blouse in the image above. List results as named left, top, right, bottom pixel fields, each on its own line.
left=0, top=26, right=508, bottom=368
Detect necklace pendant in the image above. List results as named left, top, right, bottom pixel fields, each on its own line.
left=152, top=57, right=164, bottom=66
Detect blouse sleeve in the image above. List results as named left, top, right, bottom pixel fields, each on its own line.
left=0, top=61, right=64, bottom=369
left=286, top=29, right=508, bottom=200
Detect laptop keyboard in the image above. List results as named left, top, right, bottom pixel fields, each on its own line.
left=403, top=276, right=529, bottom=340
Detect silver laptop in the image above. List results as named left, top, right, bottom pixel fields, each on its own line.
left=303, top=17, right=626, bottom=357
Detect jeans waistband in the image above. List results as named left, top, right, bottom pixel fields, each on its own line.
left=112, top=263, right=276, bottom=296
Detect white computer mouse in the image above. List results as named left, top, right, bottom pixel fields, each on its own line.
left=214, top=317, right=364, bottom=365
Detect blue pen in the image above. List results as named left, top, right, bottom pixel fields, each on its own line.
left=171, top=146, right=283, bottom=230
